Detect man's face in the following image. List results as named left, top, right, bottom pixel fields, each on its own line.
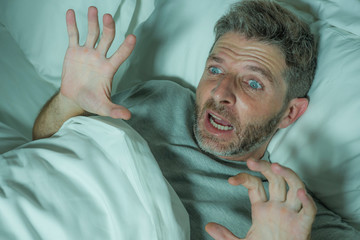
left=194, top=32, right=288, bottom=161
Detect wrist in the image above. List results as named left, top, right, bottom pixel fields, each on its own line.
left=57, top=91, right=86, bottom=117
left=33, top=91, right=86, bottom=140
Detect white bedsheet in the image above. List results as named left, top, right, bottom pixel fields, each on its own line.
left=1, top=0, right=360, bottom=231
left=0, top=116, right=189, bottom=239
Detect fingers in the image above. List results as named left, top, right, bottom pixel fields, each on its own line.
left=271, top=163, right=305, bottom=210
left=87, top=11, right=136, bottom=64
left=298, top=189, right=317, bottom=220
left=109, top=34, right=136, bottom=69
left=66, top=7, right=135, bottom=63
left=66, top=9, right=79, bottom=47
left=85, top=6, right=100, bottom=48
left=229, top=173, right=267, bottom=204
left=205, top=222, right=241, bottom=240
left=84, top=7, right=129, bottom=58
left=231, top=159, right=311, bottom=212
left=247, top=159, right=286, bottom=202
left=96, top=13, right=116, bottom=55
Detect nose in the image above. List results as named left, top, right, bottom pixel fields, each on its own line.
left=211, top=75, right=236, bottom=106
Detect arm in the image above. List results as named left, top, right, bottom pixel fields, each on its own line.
left=206, top=159, right=316, bottom=240
left=32, top=92, right=85, bottom=139
left=33, top=7, right=135, bottom=140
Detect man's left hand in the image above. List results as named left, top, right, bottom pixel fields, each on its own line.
left=206, top=159, right=317, bottom=240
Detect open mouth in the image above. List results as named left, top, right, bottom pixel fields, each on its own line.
left=208, top=112, right=234, bottom=131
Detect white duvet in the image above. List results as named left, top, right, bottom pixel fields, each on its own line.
left=0, top=116, right=189, bottom=240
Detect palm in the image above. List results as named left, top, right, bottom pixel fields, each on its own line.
left=62, top=46, right=116, bottom=115
left=60, top=7, right=135, bottom=119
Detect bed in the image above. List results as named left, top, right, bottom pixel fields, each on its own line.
left=0, top=0, right=359, bottom=238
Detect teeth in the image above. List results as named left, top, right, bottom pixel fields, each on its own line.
left=209, top=113, right=222, bottom=121
left=210, top=115, right=233, bottom=131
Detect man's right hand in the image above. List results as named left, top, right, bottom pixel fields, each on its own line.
left=61, top=6, right=135, bottom=119
left=33, top=7, right=135, bottom=140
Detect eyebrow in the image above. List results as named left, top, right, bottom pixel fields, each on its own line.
left=245, top=65, right=275, bottom=84
left=207, top=54, right=224, bottom=63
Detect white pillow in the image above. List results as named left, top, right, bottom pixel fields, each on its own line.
left=268, top=21, right=360, bottom=228
left=116, top=0, right=360, bottom=229
left=0, top=0, right=154, bottom=85
left=278, top=0, right=360, bottom=36
left=115, top=0, right=238, bottom=91
left=0, top=116, right=189, bottom=239
left=0, top=25, right=56, bottom=144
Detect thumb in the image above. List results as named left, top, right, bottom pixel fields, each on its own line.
left=205, top=222, right=242, bottom=240
left=97, top=101, right=131, bottom=120
left=108, top=104, right=131, bottom=120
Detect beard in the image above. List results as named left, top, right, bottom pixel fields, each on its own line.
left=193, top=98, right=286, bottom=158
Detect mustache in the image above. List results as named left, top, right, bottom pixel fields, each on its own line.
left=200, top=98, right=238, bottom=125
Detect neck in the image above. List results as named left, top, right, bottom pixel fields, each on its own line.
left=219, top=142, right=269, bottom=162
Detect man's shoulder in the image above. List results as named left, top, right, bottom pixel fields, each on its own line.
left=142, top=79, right=195, bottom=95
left=112, top=79, right=195, bottom=106
left=127, top=80, right=195, bottom=99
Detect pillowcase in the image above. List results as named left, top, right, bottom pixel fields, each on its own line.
left=0, top=24, right=56, bottom=144
left=0, top=0, right=154, bottom=85
left=0, top=116, right=189, bottom=239
left=268, top=21, right=360, bottom=228
left=115, top=0, right=238, bottom=91
left=278, top=0, right=360, bottom=36
left=115, top=0, right=360, bottom=229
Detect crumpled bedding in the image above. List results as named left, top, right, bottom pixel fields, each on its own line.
left=0, top=116, right=189, bottom=240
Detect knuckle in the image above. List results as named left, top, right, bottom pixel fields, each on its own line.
left=240, top=174, right=262, bottom=190
left=251, top=176, right=263, bottom=189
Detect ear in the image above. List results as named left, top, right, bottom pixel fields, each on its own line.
left=278, top=97, right=308, bottom=129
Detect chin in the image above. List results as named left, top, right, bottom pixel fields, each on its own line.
left=194, top=124, right=241, bottom=157
left=194, top=122, right=270, bottom=161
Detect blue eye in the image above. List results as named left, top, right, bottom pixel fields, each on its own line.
left=248, top=79, right=262, bottom=89
left=210, top=67, right=222, bottom=75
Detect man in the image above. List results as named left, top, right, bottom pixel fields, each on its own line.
left=33, top=0, right=359, bottom=239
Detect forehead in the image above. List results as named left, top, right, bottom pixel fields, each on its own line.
left=210, top=32, right=287, bottom=84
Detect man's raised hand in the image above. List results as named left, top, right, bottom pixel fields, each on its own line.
left=61, top=7, right=135, bottom=119
left=206, top=159, right=317, bottom=240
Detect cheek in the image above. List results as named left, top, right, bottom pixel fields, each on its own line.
left=196, top=79, right=213, bottom=106
left=234, top=86, right=285, bottom=117
left=232, top=95, right=274, bottom=126
left=231, top=89, right=259, bottom=118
